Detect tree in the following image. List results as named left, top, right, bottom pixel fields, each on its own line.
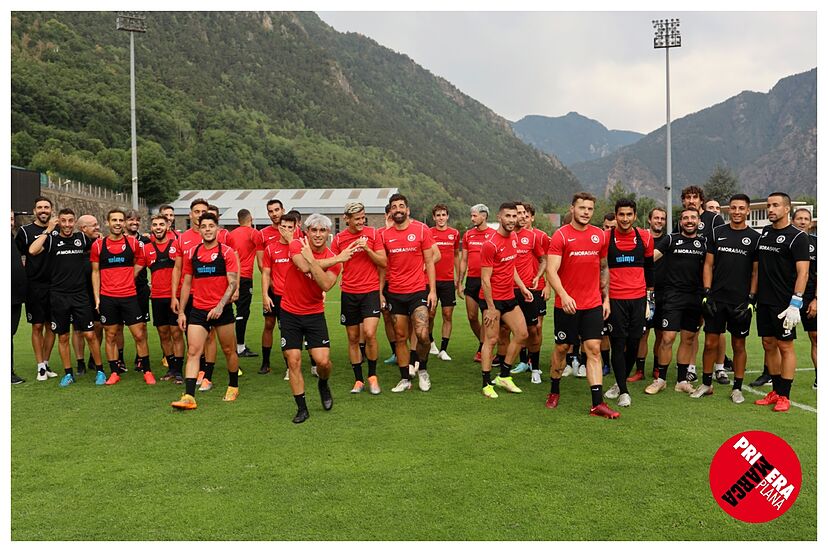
left=704, top=165, right=738, bottom=203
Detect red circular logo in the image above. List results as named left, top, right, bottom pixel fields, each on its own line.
left=709, top=431, right=801, bottom=523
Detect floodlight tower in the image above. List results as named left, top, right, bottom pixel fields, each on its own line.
left=116, top=12, right=147, bottom=210
left=652, top=18, right=681, bottom=232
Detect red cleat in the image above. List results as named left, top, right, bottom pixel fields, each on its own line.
left=589, top=402, right=620, bottom=419
left=105, top=372, right=120, bottom=386
left=627, top=370, right=644, bottom=382
left=143, top=371, right=157, bottom=385
left=754, top=390, right=779, bottom=406
left=473, top=351, right=482, bottom=363
left=772, top=396, right=790, bottom=412
left=545, top=393, right=560, bottom=409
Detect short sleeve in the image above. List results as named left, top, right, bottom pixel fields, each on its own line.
left=656, top=235, right=672, bottom=255
left=90, top=240, right=101, bottom=263
left=182, top=250, right=193, bottom=276
left=289, top=239, right=302, bottom=257
left=421, top=225, right=435, bottom=249
left=224, top=245, right=239, bottom=273
left=480, top=241, right=496, bottom=268
left=599, top=231, right=608, bottom=258
left=643, top=231, right=654, bottom=258
left=133, top=238, right=146, bottom=266
left=791, top=232, right=811, bottom=262
left=330, top=234, right=341, bottom=255
left=372, top=228, right=384, bottom=252
left=547, top=230, right=564, bottom=256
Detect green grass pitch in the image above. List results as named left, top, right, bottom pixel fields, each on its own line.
left=11, top=271, right=817, bottom=540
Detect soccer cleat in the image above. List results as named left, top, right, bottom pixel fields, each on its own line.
left=530, top=369, right=542, bottom=384
left=59, top=373, right=75, bottom=388
left=198, top=379, right=213, bottom=392
left=292, top=409, right=310, bottom=424
left=561, top=365, right=574, bottom=377
left=196, top=370, right=205, bottom=386
left=12, top=372, right=25, bottom=385
left=627, top=370, right=644, bottom=382
left=773, top=396, right=790, bottom=412
left=350, top=380, right=365, bottom=394
left=310, top=365, right=319, bottom=378
left=482, top=384, right=499, bottom=399
left=36, top=368, right=48, bottom=381
left=319, top=384, right=333, bottom=411
left=749, top=373, right=772, bottom=387
left=429, top=342, right=439, bottom=355
left=574, top=363, right=587, bottom=378
left=77, top=364, right=86, bottom=377
left=674, top=381, right=695, bottom=394
left=617, top=393, right=631, bottom=407
left=644, top=378, right=666, bottom=395
left=45, top=367, right=58, bottom=378
left=160, top=371, right=175, bottom=381
left=238, top=367, right=243, bottom=377
left=589, top=402, right=620, bottom=419
left=95, top=371, right=107, bottom=385
left=384, top=353, right=398, bottom=365
left=754, top=390, right=780, bottom=406
left=223, top=386, right=239, bottom=402
left=686, top=365, right=697, bottom=383
left=473, top=351, right=482, bottom=363
left=238, top=347, right=258, bottom=358
left=545, top=393, right=560, bottom=409
left=114, top=361, right=127, bottom=375
left=283, top=369, right=290, bottom=381
left=258, top=365, right=271, bottom=375
left=437, top=350, right=452, bottom=361
left=408, top=364, right=417, bottom=378
left=690, top=384, right=713, bottom=398
left=391, top=379, right=411, bottom=393
left=510, top=362, right=531, bottom=374
left=174, top=374, right=184, bottom=385
left=105, top=372, right=120, bottom=386
left=418, top=370, right=432, bottom=392
left=143, top=371, right=157, bottom=385
left=367, top=375, right=381, bottom=395
left=171, top=394, right=197, bottom=410
left=730, top=389, right=745, bottom=404
left=493, top=375, right=522, bottom=393
left=714, top=370, right=730, bottom=385
left=604, top=383, right=620, bottom=400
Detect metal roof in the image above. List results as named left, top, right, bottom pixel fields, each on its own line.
left=168, top=188, right=398, bottom=226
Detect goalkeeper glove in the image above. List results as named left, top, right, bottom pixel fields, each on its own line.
left=645, top=290, right=655, bottom=322
left=733, top=294, right=756, bottom=324
left=777, top=294, right=803, bottom=331
left=701, top=288, right=717, bottom=319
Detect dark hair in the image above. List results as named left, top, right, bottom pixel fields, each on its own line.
left=58, top=208, right=75, bottom=217
left=648, top=207, right=667, bottom=220
left=287, top=209, right=301, bottom=219
left=499, top=202, right=518, bottom=212
left=279, top=212, right=299, bottom=226
left=34, top=196, right=53, bottom=208
left=151, top=214, right=167, bottom=224
left=432, top=204, right=449, bottom=216
left=681, top=185, right=705, bottom=203
left=238, top=208, right=252, bottom=223
left=107, top=208, right=125, bottom=220
left=389, top=193, right=408, bottom=207
left=266, top=199, right=284, bottom=209
left=198, top=212, right=219, bottom=226
left=602, top=212, right=616, bottom=222
left=190, top=198, right=209, bottom=210
left=793, top=207, right=812, bottom=220
left=125, top=209, right=141, bottom=220
left=679, top=207, right=699, bottom=218
left=614, top=198, right=637, bottom=214
left=571, top=192, right=596, bottom=205
left=768, top=191, right=792, bottom=207
left=157, top=204, right=174, bottom=213
left=384, top=203, right=392, bottom=215
left=729, top=193, right=751, bottom=205
left=521, top=202, right=536, bottom=216
left=208, top=204, right=219, bottom=214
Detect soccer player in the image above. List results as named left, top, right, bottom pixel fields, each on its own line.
left=598, top=213, right=617, bottom=374
left=77, top=215, right=104, bottom=369
left=428, top=204, right=460, bottom=361
left=28, top=208, right=104, bottom=387
left=91, top=208, right=153, bottom=385
left=157, top=204, right=180, bottom=239
left=126, top=210, right=152, bottom=325
left=646, top=208, right=706, bottom=395
left=792, top=208, right=817, bottom=389
left=14, top=196, right=57, bottom=380
left=457, top=204, right=496, bottom=362
left=378, top=204, right=399, bottom=365
left=634, top=207, right=668, bottom=382
left=261, top=213, right=299, bottom=378
left=380, top=193, right=438, bottom=392
left=479, top=202, right=532, bottom=398
left=145, top=214, right=185, bottom=383
left=693, top=194, right=759, bottom=403
left=510, top=201, right=547, bottom=384
left=281, top=215, right=344, bottom=423
left=753, top=192, right=810, bottom=411
left=601, top=198, right=654, bottom=408
left=331, top=202, right=387, bottom=394
left=704, top=199, right=722, bottom=215
left=171, top=212, right=240, bottom=410
left=229, top=208, right=263, bottom=358
left=260, top=199, right=285, bottom=247
left=545, top=192, right=618, bottom=418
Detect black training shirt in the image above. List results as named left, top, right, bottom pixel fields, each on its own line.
left=14, top=223, right=53, bottom=284
left=755, top=224, right=810, bottom=306
left=656, top=232, right=707, bottom=295
left=43, top=231, right=94, bottom=293
left=708, top=225, right=760, bottom=304
left=652, top=233, right=669, bottom=290
left=804, top=234, right=817, bottom=300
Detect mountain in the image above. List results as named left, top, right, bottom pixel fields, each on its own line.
left=511, top=112, right=644, bottom=165
left=10, top=11, right=579, bottom=216
left=569, top=69, right=817, bottom=202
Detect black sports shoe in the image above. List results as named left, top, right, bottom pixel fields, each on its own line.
left=258, top=365, right=271, bottom=375
left=723, top=355, right=734, bottom=372
left=77, top=364, right=87, bottom=377
left=292, top=409, right=310, bottom=424
left=238, top=347, right=258, bottom=358
left=12, top=372, right=25, bottom=385
left=749, top=373, right=772, bottom=387
left=714, top=369, right=730, bottom=385
left=319, top=381, right=333, bottom=411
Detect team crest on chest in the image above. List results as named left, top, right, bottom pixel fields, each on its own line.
left=590, top=234, right=599, bottom=244
left=407, top=234, right=416, bottom=242
left=742, top=238, right=752, bottom=246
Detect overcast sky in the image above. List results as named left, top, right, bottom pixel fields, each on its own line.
left=317, top=11, right=816, bottom=134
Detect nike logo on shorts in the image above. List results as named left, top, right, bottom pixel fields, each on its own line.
left=322, top=340, right=330, bottom=344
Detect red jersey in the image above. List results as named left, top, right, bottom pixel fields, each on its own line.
left=462, top=226, right=497, bottom=278
left=217, top=228, right=234, bottom=248
left=532, top=228, right=551, bottom=289
left=262, top=240, right=293, bottom=296
left=176, top=227, right=203, bottom=256
left=229, top=225, right=263, bottom=279
left=479, top=231, right=519, bottom=301
left=515, top=227, right=547, bottom=290
left=382, top=220, right=435, bottom=294
left=430, top=226, right=460, bottom=282
left=605, top=227, right=654, bottom=300
left=547, top=224, right=608, bottom=310
left=259, top=225, right=281, bottom=249
left=145, top=239, right=178, bottom=298
left=182, top=242, right=239, bottom=311
left=331, top=226, right=383, bottom=294
left=281, top=241, right=341, bottom=315
left=90, top=235, right=145, bottom=298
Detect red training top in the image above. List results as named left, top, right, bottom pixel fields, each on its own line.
left=515, top=227, right=547, bottom=290
left=145, top=238, right=178, bottom=299
left=331, top=226, right=383, bottom=294
left=605, top=227, right=654, bottom=300
left=281, top=241, right=341, bottom=315
left=382, top=220, right=435, bottom=294
left=229, top=225, right=263, bottom=279
left=532, top=228, right=551, bottom=289
left=90, top=235, right=145, bottom=297
left=182, top=242, right=239, bottom=311
left=430, top=226, right=460, bottom=282
left=479, top=231, right=519, bottom=301
left=176, top=227, right=203, bottom=256
left=262, top=240, right=293, bottom=296
left=462, top=226, right=497, bottom=278
left=259, top=225, right=281, bottom=249
left=547, top=224, right=607, bottom=310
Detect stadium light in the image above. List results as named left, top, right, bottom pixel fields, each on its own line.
left=116, top=12, right=147, bottom=210
left=652, top=18, right=681, bottom=232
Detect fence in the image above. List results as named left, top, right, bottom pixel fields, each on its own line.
left=43, top=177, right=147, bottom=210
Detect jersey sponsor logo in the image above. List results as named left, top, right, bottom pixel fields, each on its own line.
left=520, top=237, right=529, bottom=245
left=742, top=237, right=752, bottom=246
left=55, top=248, right=86, bottom=256
left=776, top=235, right=786, bottom=244
left=196, top=266, right=217, bottom=275
left=569, top=250, right=598, bottom=257
left=615, top=254, right=635, bottom=264
left=693, top=240, right=701, bottom=248
left=407, top=234, right=416, bottom=242
left=389, top=247, right=419, bottom=254
left=673, top=248, right=704, bottom=256
left=758, top=245, right=781, bottom=253
left=108, top=256, right=127, bottom=264
left=590, top=235, right=600, bottom=243
left=718, top=246, right=749, bottom=256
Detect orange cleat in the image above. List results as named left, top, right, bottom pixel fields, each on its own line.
left=367, top=375, right=381, bottom=395
left=196, top=370, right=206, bottom=386
left=171, top=394, right=197, bottom=410
left=473, top=351, right=482, bottom=363
left=754, top=390, right=780, bottom=406
left=223, top=386, right=239, bottom=402
left=143, top=371, right=157, bottom=385
left=589, top=402, right=620, bottom=419
left=545, top=393, right=560, bottom=409
left=772, top=396, right=790, bottom=412
left=105, top=372, right=120, bottom=386
left=627, top=370, right=644, bottom=382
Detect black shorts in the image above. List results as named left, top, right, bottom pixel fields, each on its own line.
left=137, top=284, right=151, bottom=323
left=280, top=311, right=330, bottom=351
left=757, top=304, right=796, bottom=341
left=235, top=277, right=254, bottom=321
left=340, top=290, right=381, bottom=326
left=658, top=293, right=702, bottom=333
left=50, top=291, right=95, bottom=335
left=515, top=289, right=539, bottom=326
left=386, top=290, right=428, bottom=317
left=477, top=296, right=521, bottom=317
left=187, top=305, right=235, bottom=331
left=532, top=289, right=548, bottom=317
left=25, top=282, right=51, bottom=325
left=554, top=305, right=604, bottom=344
left=703, top=301, right=751, bottom=337
left=606, top=297, right=647, bottom=339
left=464, top=277, right=482, bottom=302
left=434, top=280, right=456, bottom=308
left=99, top=295, right=145, bottom=327
left=801, top=299, right=817, bottom=332
left=151, top=298, right=178, bottom=327
left=263, top=288, right=282, bottom=319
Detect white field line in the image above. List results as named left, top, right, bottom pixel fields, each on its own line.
left=739, top=386, right=817, bottom=413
